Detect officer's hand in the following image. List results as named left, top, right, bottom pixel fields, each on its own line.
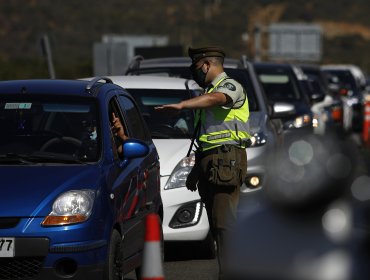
left=186, top=184, right=197, bottom=192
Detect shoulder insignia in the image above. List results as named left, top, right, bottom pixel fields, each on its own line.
left=223, top=82, right=236, bottom=91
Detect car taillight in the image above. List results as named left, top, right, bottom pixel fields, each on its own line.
left=339, top=88, right=348, bottom=96
left=331, top=106, right=343, bottom=122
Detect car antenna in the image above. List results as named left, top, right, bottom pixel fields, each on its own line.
left=125, top=55, right=144, bottom=74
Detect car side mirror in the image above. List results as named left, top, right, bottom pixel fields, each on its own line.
left=271, top=102, right=296, bottom=119
left=310, top=93, right=325, bottom=103
left=121, top=139, right=149, bottom=159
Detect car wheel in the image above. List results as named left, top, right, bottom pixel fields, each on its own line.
left=200, top=231, right=216, bottom=259
left=106, top=229, right=124, bottom=280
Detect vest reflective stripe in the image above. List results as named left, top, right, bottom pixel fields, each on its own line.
left=196, top=76, right=251, bottom=151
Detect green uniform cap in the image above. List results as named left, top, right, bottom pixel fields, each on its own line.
left=188, top=46, right=226, bottom=64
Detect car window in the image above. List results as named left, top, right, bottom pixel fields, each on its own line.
left=117, top=95, right=151, bottom=142
left=255, top=67, right=302, bottom=102
left=0, top=95, right=100, bottom=162
left=306, top=73, right=327, bottom=96
left=108, top=98, right=128, bottom=158
left=125, top=89, right=195, bottom=139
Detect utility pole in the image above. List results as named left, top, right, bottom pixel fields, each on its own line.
left=253, top=24, right=262, bottom=62
left=40, top=34, right=56, bottom=79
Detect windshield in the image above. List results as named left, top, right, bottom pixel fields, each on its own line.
left=0, top=95, right=100, bottom=163
left=256, top=67, right=302, bottom=102
left=126, top=89, right=196, bottom=139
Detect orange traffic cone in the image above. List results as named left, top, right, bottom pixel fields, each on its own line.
left=141, top=213, right=164, bottom=280
left=363, top=99, right=370, bottom=148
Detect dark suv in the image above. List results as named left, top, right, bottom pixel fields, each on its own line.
left=0, top=78, right=162, bottom=280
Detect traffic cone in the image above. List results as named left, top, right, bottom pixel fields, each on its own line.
left=362, top=98, right=370, bottom=148
left=141, top=213, right=164, bottom=280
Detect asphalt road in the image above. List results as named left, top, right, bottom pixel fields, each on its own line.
left=124, top=243, right=219, bottom=280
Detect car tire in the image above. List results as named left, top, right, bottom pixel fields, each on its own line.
left=200, top=231, right=216, bottom=259
left=106, top=229, right=124, bottom=280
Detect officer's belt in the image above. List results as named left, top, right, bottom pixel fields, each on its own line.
left=198, top=144, right=236, bottom=158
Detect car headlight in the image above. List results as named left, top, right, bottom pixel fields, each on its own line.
left=248, top=132, right=267, bottom=147
left=164, top=154, right=195, bottom=190
left=293, top=114, right=311, bottom=128
left=285, top=114, right=312, bottom=129
left=42, top=190, right=95, bottom=226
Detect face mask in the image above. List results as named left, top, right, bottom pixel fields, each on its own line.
left=190, top=63, right=208, bottom=88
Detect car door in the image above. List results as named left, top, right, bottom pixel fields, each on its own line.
left=117, top=93, right=160, bottom=212
left=107, top=96, right=146, bottom=261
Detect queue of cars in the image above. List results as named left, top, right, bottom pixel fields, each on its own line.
left=122, top=55, right=367, bottom=250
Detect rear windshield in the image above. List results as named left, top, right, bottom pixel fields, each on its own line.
left=322, top=69, right=357, bottom=93
left=0, top=95, right=100, bottom=163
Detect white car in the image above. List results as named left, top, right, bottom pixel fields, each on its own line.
left=96, top=76, right=214, bottom=253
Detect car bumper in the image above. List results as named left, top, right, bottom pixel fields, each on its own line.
left=0, top=236, right=106, bottom=280
left=161, top=180, right=209, bottom=241
left=0, top=217, right=109, bottom=280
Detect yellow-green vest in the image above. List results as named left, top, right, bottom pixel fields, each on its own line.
left=196, top=76, right=251, bottom=151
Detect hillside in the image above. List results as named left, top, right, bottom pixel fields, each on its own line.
left=0, top=0, right=369, bottom=79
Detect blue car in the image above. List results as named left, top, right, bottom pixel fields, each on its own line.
left=0, top=78, right=162, bottom=280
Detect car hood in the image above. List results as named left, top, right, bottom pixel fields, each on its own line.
left=288, top=100, right=312, bottom=116
left=153, top=112, right=267, bottom=176
left=153, top=139, right=191, bottom=176
left=248, top=112, right=267, bottom=135
left=0, top=165, right=101, bottom=217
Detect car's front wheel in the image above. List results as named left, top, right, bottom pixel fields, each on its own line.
left=106, top=229, right=124, bottom=280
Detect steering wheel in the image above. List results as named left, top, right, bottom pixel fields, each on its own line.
left=40, top=137, right=83, bottom=153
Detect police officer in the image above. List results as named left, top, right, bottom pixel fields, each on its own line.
left=155, top=46, right=250, bottom=279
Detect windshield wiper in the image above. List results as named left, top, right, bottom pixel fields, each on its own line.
left=0, top=153, right=37, bottom=165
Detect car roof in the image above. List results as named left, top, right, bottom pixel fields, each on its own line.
left=321, top=64, right=366, bottom=84
left=299, top=64, right=321, bottom=71
left=130, top=56, right=242, bottom=69
left=253, top=61, right=294, bottom=69
left=103, top=75, right=202, bottom=90
left=0, top=79, right=119, bottom=97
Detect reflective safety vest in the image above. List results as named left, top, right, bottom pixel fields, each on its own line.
left=195, top=76, right=251, bottom=151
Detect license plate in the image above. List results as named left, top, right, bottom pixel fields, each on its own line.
left=0, top=238, right=15, bottom=257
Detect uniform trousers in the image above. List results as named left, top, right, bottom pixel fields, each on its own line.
left=196, top=145, right=247, bottom=278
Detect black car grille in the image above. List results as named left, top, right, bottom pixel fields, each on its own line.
left=0, top=218, right=20, bottom=229
left=0, top=257, right=44, bottom=280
